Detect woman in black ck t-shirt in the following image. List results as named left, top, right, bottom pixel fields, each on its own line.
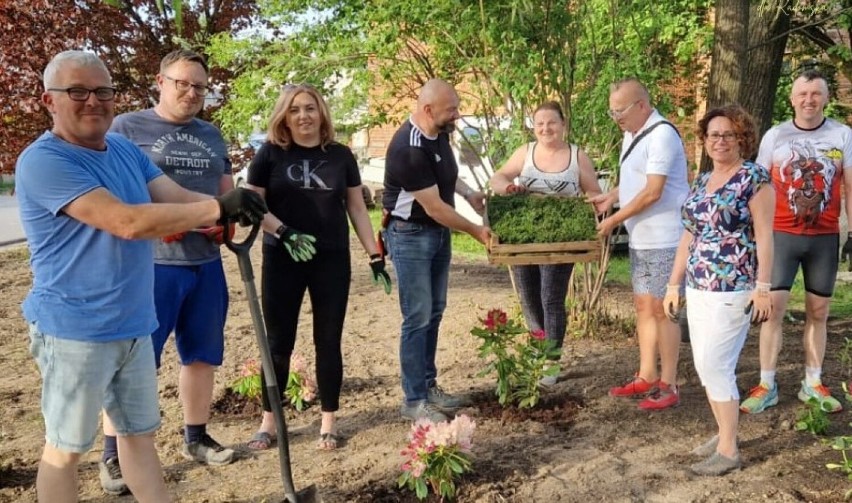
left=245, top=84, right=390, bottom=451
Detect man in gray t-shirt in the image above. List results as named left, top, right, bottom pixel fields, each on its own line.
left=99, top=49, right=235, bottom=496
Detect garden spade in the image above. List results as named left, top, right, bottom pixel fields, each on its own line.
left=225, top=224, right=322, bottom=503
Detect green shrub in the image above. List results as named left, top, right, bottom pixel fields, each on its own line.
left=488, top=194, right=597, bottom=244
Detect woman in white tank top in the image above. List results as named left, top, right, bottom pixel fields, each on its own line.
left=490, top=101, right=602, bottom=385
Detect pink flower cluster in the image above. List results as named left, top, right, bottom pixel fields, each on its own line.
left=291, top=352, right=308, bottom=374
left=240, top=358, right=260, bottom=377
left=400, top=415, right=476, bottom=478
left=289, top=352, right=317, bottom=403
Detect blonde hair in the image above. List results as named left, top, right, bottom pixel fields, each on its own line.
left=266, top=84, right=335, bottom=150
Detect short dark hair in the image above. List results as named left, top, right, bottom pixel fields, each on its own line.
left=533, top=101, right=565, bottom=122
left=797, top=68, right=827, bottom=85
left=160, top=49, right=208, bottom=74
left=697, top=104, right=759, bottom=159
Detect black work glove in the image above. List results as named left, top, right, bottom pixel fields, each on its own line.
left=843, top=234, right=852, bottom=271
left=369, top=254, right=392, bottom=294
left=215, top=188, right=267, bottom=226
left=278, top=226, right=317, bottom=262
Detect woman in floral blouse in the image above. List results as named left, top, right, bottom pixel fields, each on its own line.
left=664, top=104, right=775, bottom=476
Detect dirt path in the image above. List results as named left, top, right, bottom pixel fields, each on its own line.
left=1, top=240, right=850, bottom=502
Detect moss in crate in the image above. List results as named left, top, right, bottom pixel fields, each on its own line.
left=488, top=194, right=597, bottom=244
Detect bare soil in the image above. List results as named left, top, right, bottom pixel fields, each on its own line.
left=1, top=237, right=851, bottom=503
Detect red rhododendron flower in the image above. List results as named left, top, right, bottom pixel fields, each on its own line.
left=530, top=329, right=546, bottom=341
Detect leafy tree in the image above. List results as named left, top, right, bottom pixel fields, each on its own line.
left=0, top=0, right=259, bottom=174
left=208, top=0, right=711, bottom=337
left=209, top=0, right=712, bottom=181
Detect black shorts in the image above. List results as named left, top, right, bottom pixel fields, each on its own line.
left=771, top=231, right=839, bottom=297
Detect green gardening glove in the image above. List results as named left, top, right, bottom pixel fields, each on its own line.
left=278, top=226, right=317, bottom=262
left=369, top=254, right=392, bottom=294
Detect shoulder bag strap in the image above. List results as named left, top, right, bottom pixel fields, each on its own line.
left=620, top=121, right=681, bottom=164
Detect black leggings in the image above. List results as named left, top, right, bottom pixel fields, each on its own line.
left=511, top=263, right=574, bottom=354
left=260, top=243, right=351, bottom=412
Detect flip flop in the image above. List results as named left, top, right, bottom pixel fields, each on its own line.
left=316, top=432, right=340, bottom=451
left=246, top=431, right=276, bottom=450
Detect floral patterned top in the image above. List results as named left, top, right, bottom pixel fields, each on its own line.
left=682, top=160, right=770, bottom=292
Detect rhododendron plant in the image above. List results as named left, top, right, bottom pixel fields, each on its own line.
left=470, top=309, right=560, bottom=408
left=231, top=353, right=316, bottom=411
left=399, top=414, right=476, bottom=500
left=285, top=352, right=317, bottom=411
left=231, top=358, right=262, bottom=401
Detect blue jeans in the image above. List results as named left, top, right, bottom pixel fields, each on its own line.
left=384, top=219, right=451, bottom=404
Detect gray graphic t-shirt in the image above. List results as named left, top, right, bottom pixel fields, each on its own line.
left=110, top=109, right=232, bottom=265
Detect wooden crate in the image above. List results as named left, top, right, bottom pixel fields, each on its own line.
left=488, top=236, right=602, bottom=265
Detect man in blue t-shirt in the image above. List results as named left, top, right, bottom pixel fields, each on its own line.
left=101, top=49, right=235, bottom=493
left=15, top=51, right=266, bottom=503
left=382, top=79, right=490, bottom=423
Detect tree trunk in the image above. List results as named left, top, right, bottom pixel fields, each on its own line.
left=741, top=0, right=792, bottom=139
left=706, top=0, right=749, bottom=109
left=703, top=0, right=791, bottom=169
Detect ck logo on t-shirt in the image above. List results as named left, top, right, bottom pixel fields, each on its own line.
left=287, top=159, right=331, bottom=190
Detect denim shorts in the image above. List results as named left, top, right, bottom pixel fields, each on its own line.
left=629, top=247, right=678, bottom=298
left=28, top=323, right=161, bottom=453
left=152, top=259, right=228, bottom=367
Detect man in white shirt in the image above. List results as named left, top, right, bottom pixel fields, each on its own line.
left=591, top=78, right=690, bottom=410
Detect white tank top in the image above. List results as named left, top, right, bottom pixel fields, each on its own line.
left=517, top=142, right=581, bottom=196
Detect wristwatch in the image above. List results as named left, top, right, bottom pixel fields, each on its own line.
left=275, top=224, right=287, bottom=240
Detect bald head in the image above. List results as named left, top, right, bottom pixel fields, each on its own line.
left=609, top=78, right=650, bottom=104
left=418, top=79, right=456, bottom=107
left=413, top=78, right=460, bottom=136
left=608, top=78, right=653, bottom=134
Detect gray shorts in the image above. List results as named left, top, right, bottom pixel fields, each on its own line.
left=772, top=231, right=838, bottom=297
left=629, top=247, right=678, bottom=299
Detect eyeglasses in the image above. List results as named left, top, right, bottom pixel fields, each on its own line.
left=47, top=87, right=117, bottom=102
left=706, top=132, right=738, bottom=143
left=163, top=75, right=210, bottom=96
left=607, top=100, right=640, bottom=119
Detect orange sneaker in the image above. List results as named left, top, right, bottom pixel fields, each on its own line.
left=639, top=382, right=680, bottom=410
left=609, top=374, right=658, bottom=398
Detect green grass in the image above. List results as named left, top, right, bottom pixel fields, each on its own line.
left=0, top=180, right=13, bottom=195
left=604, top=254, right=631, bottom=286
left=788, top=270, right=852, bottom=319
left=604, top=254, right=852, bottom=319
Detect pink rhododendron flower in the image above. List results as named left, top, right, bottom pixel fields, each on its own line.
left=290, top=352, right=308, bottom=373
left=399, top=414, right=476, bottom=499
left=530, top=329, right=546, bottom=341
left=240, top=359, right=260, bottom=377
left=301, top=376, right=317, bottom=402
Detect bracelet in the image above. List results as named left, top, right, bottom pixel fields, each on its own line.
left=755, top=281, right=771, bottom=293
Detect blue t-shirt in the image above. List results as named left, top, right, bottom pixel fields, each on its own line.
left=110, top=109, right=232, bottom=265
left=15, top=131, right=163, bottom=341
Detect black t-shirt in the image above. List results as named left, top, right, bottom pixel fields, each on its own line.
left=383, top=119, right=458, bottom=226
left=248, top=141, right=361, bottom=251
